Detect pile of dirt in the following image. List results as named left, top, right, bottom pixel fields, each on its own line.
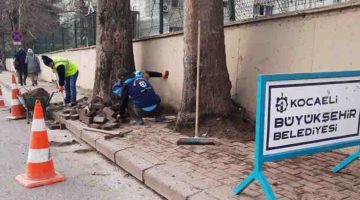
left=21, top=88, right=49, bottom=98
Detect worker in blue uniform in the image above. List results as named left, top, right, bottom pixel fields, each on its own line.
left=113, top=70, right=169, bottom=125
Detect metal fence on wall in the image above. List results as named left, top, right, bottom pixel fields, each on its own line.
left=225, top=0, right=352, bottom=21
left=28, top=12, right=97, bottom=55
left=4, top=0, right=353, bottom=57
left=133, top=0, right=352, bottom=37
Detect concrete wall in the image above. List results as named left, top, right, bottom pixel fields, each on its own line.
left=5, top=47, right=97, bottom=90
left=134, top=3, right=360, bottom=118
left=6, top=3, right=360, bottom=119
left=226, top=3, right=360, bottom=118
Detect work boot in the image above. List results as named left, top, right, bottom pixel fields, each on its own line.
left=129, top=117, right=144, bottom=125
left=155, top=115, right=165, bottom=122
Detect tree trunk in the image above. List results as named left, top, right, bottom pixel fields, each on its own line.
left=93, top=0, right=135, bottom=103
left=176, top=0, right=233, bottom=127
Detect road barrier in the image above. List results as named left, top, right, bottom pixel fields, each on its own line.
left=7, top=74, right=25, bottom=119
left=15, top=100, right=65, bottom=188
left=0, top=85, right=5, bottom=108
left=233, top=70, right=360, bottom=200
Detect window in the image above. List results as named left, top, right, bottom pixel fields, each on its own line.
left=223, top=0, right=228, bottom=8
left=172, top=0, right=179, bottom=7
left=253, top=4, right=273, bottom=17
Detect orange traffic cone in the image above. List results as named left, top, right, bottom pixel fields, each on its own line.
left=15, top=100, right=65, bottom=188
left=0, top=85, right=5, bottom=108
left=7, top=74, right=25, bottom=119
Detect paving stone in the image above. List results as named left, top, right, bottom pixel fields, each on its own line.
left=48, top=124, right=61, bottom=130
left=93, top=116, right=107, bottom=124
left=91, top=102, right=105, bottom=110
left=60, top=123, right=66, bottom=129
left=79, top=109, right=93, bottom=125
left=61, top=114, right=71, bottom=120
left=89, top=123, right=101, bottom=129
left=102, top=107, right=116, bottom=120
left=62, top=109, right=72, bottom=114
left=101, top=122, right=119, bottom=130
left=70, top=114, right=80, bottom=120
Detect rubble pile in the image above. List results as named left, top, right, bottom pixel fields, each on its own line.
left=60, top=96, right=120, bottom=131
left=21, top=88, right=49, bottom=98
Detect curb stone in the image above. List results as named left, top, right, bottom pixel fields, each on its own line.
left=64, top=120, right=83, bottom=138
left=143, top=164, right=201, bottom=200
left=96, top=138, right=132, bottom=162
left=188, top=191, right=220, bottom=200
left=115, top=149, right=156, bottom=181
left=81, top=130, right=103, bottom=148
left=52, top=112, right=217, bottom=200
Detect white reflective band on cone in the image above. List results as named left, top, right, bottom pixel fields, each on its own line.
left=27, top=148, right=51, bottom=163
left=32, top=119, right=47, bottom=132
left=11, top=84, right=17, bottom=89
left=11, top=99, right=20, bottom=105
left=0, top=96, right=3, bottom=100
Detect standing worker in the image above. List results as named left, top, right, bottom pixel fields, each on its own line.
left=25, top=48, right=41, bottom=86
left=14, top=47, right=28, bottom=86
left=41, top=55, right=79, bottom=106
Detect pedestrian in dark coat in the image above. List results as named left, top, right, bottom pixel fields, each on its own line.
left=14, top=47, right=28, bottom=86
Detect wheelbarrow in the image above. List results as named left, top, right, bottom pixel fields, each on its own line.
left=17, top=92, right=55, bottom=124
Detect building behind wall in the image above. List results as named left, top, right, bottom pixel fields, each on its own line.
left=131, top=0, right=184, bottom=38
left=250, top=0, right=349, bottom=19
left=224, top=0, right=351, bottom=21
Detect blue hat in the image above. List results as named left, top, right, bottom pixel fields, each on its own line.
left=134, top=70, right=143, bottom=78
left=41, top=55, right=53, bottom=66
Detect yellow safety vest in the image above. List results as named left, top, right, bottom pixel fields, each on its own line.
left=52, top=57, right=78, bottom=78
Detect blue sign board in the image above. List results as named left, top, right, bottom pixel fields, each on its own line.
left=233, top=70, right=360, bottom=200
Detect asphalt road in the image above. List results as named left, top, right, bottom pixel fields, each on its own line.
left=0, top=86, right=162, bottom=200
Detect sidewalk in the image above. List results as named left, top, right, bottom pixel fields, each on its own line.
left=1, top=71, right=359, bottom=200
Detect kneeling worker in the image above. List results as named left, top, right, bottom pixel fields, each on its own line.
left=114, top=70, right=169, bottom=125
left=41, top=55, right=79, bottom=106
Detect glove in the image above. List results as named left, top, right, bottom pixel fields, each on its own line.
left=59, top=86, right=64, bottom=92
left=162, top=70, right=169, bottom=79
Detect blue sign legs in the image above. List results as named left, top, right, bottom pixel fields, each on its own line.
left=233, top=171, right=276, bottom=200
left=233, top=75, right=277, bottom=199
left=332, top=146, right=360, bottom=173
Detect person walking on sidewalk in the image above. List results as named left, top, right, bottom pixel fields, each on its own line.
left=25, top=49, right=41, bottom=86
left=14, top=47, right=28, bottom=86
left=41, top=55, right=79, bottom=106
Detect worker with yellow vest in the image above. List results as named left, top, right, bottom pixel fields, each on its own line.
left=41, top=55, right=79, bottom=106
